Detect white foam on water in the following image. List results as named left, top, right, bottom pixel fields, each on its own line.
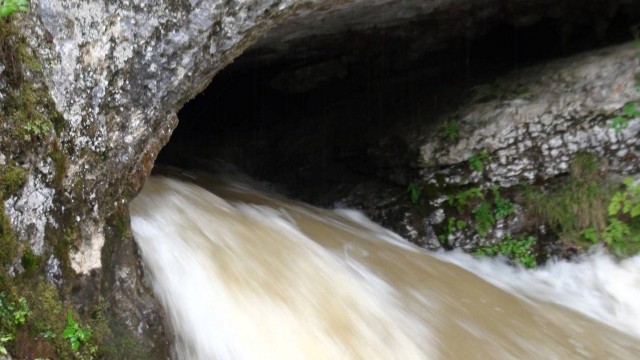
left=131, top=176, right=640, bottom=359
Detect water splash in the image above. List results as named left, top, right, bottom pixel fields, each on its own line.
left=131, top=176, right=640, bottom=359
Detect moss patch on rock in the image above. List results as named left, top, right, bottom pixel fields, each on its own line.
left=0, top=196, right=18, bottom=269
left=0, top=165, right=26, bottom=195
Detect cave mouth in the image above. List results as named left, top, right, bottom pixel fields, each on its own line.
left=156, top=2, right=640, bottom=205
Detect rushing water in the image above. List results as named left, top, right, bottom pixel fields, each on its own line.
left=130, top=174, right=640, bottom=359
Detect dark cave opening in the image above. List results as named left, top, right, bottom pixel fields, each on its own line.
left=157, top=2, right=640, bottom=204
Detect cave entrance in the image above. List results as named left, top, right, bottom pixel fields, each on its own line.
left=156, top=1, right=639, bottom=205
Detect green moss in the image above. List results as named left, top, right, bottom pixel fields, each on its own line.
left=0, top=196, right=17, bottom=268
left=49, top=141, right=68, bottom=188
left=0, top=166, right=26, bottom=195
left=110, top=211, right=130, bottom=240
left=51, top=111, right=66, bottom=136
left=0, top=16, right=63, bottom=156
left=52, top=226, right=74, bottom=272
left=15, top=279, right=99, bottom=359
left=99, top=320, right=149, bottom=360
left=19, top=245, right=41, bottom=277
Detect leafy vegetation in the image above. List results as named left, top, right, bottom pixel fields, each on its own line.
left=0, top=278, right=105, bottom=359
left=475, top=234, right=537, bottom=268
left=492, top=187, right=516, bottom=219
left=472, top=202, right=495, bottom=237
left=468, top=151, right=489, bottom=173
left=526, top=152, right=610, bottom=241
left=430, top=184, right=521, bottom=250
left=63, top=311, right=92, bottom=352
left=447, top=187, right=483, bottom=211
left=22, top=119, right=51, bottom=141
left=0, top=292, right=29, bottom=355
left=444, top=186, right=516, bottom=239
left=609, top=102, right=640, bottom=134
left=407, top=181, right=421, bottom=205
left=437, top=217, right=467, bottom=246
left=0, top=0, right=28, bottom=18
left=441, top=120, right=460, bottom=142
left=600, top=178, right=640, bottom=255
left=526, top=153, right=640, bottom=256
left=608, top=178, right=640, bottom=218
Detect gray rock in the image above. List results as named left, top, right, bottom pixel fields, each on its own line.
left=45, top=255, right=63, bottom=287
left=420, top=43, right=640, bottom=187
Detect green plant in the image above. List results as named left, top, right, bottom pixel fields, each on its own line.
left=475, top=234, right=537, bottom=268
left=407, top=182, right=421, bottom=205
left=0, top=293, right=28, bottom=328
left=437, top=217, right=467, bottom=247
left=441, top=120, right=460, bottom=142
left=608, top=178, right=640, bottom=218
left=447, top=187, right=484, bottom=211
left=13, top=297, right=28, bottom=325
left=63, top=310, right=92, bottom=352
left=527, top=153, right=610, bottom=241
left=512, top=87, right=529, bottom=96
left=0, top=165, right=26, bottom=195
left=581, top=226, right=599, bottom=244
left=610, top=116, right=630, bottom=134
left=0, top=0, right=28, bottom=18
left=609, top=102, right=640, bottom=134
left=0, top=292, right=29, bottom=355
left=492, top=188, right=516, bottom=219
left=601, top=178, right=640, bottom=255
left=22, top=119, right=51, bottom=141
left=602, top=218, right=631, bottom=247
left=472, top=202, right=495, bottom=237
left=0, top=334, right=12, bottom=355
left=468, top=151, right=489, bottom=173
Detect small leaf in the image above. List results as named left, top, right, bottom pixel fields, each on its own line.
left=624, top=102, right=636, bottom=117
left=70, top=337, right=80, bottom=351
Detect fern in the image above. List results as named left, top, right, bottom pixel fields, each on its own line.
left=602, top=218, right=631, bottom=247
left=447, top=187, right=483, bottom=210
left=472, top=202, right=495, bottom=237
left=468, top=151, right=489, bottom=173
left=492, top=188, right=515, bottom=218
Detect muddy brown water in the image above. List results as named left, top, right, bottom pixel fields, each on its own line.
left=130, top=172, right=640, bottom=359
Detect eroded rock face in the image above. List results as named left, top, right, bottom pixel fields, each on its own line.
left=4, top=0, right=336, bottom=354
left=419, top=44, right=640, bottom=187
left=394, top=43, right=640, bottom=249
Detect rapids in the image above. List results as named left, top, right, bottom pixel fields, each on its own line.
left=130, top=174, right=640, bottom=359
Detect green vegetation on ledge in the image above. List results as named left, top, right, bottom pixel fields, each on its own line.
left=526, top=152, right=640, bottom=257
left=475, top=234, right=537, bottom=268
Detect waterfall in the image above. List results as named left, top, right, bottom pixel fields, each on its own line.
left=130, top=175, right=640, bottom=359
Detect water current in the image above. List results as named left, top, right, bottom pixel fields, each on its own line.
left=130, top=174, right=640, bottom=359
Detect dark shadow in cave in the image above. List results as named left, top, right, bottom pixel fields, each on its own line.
left=157, top=2, right=640, bottom=205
